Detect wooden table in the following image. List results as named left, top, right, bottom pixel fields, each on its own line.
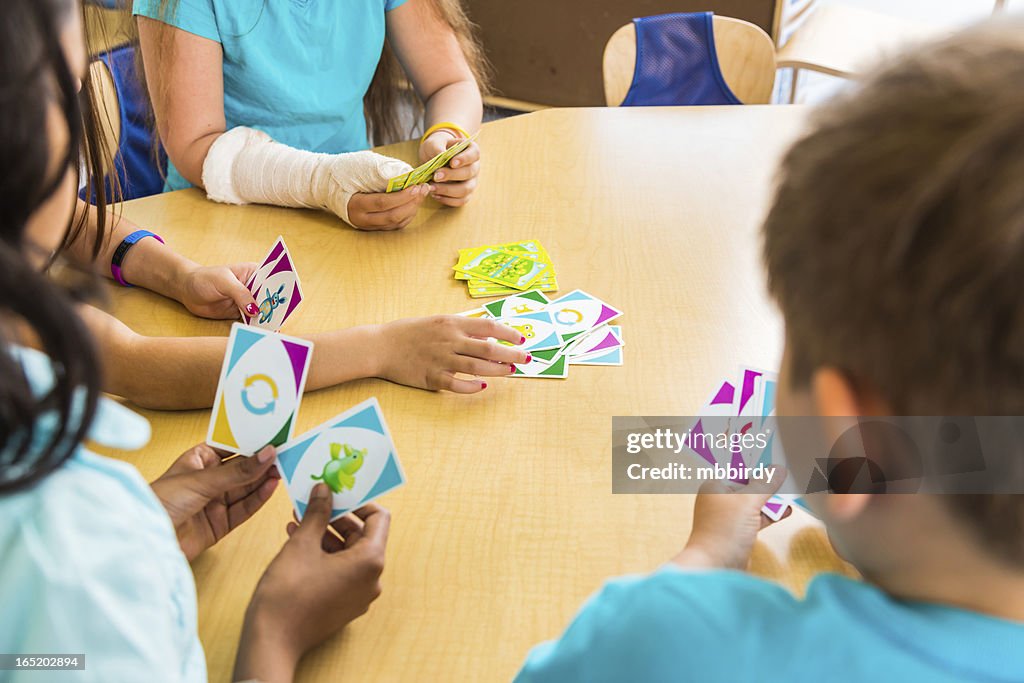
left=108, top=105, right=813, bottom=682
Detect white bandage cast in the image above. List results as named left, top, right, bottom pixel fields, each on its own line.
left=201, top=127, right=413, bottom=226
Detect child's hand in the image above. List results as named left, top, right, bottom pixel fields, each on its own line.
left=235, top=488, right=390, bottom=681
left=347, top=185, right=431, bottom=231
left=418, top=133, right=480, bottom=207
left=150, top=444, right=280, bottom=561
left=180, top=263, right=259, bottom=319
left=671, top=467, right=790, bottom=571
left=375, top=315, right=529, bottom=393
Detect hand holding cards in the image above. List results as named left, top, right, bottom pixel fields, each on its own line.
left=683, top=366, right=801, bottom=522
left=387, top=134, right=477, bottom=193
left=206, top=325, right=405, bottom=521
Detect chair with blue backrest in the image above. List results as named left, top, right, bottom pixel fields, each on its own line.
left=603, top=12, right=776, bottom=107
left=84, top=44, right=167, bottom=203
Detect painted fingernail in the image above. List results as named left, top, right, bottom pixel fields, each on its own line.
left=509, top=364, right=517, bottom=373
left=245, top=303, right=259, bottom=316
left=481, top=382, right=488, bottom=389
left=519, top=336, right=526, bottom=344
left=525, top=354, right=533, bottom=363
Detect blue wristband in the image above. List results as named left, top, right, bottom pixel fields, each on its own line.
left=110, top=229, right=165, bottom=287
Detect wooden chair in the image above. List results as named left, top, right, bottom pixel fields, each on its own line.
left=775, top=2, right=946, bottom=103
left=603, top=15, right=777, bottom=107
left=83, top=47, right=168, bottom=202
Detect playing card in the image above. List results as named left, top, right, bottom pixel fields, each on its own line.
left=762, top=493, right=797, bottom=522
left=569, top=347, right=623, bottom=366
left=494, top=310, right=562, bottom=352
left=244, top=238, right=304, bottom=332
left=276, top=397, right=405, bottom=521
left=244, top=236, right=286, bottom=292
left=545, top=290, right=623, bottom=343
left=454, top=247, right=550, bottom=290
left=467, top=278, right=558, bottom=298
left=683, top=380, right=738, bottom=467
left=387, top=135, right=476, bottom=192
left=483, top=290, right=551, bottom=318
left=456, top=307, right=494, bottom=319
left=566, top=325, right=623, bottom=358
left=511, top=351, right=569, bottom=378
left=207, top=323, right=313, bottom=456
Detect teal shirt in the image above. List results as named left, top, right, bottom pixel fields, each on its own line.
left=516, top=566, right=1024, bottom=682
left=133, top=0, right=409, bottom=191
left=0, top=347, right=205, bottom=682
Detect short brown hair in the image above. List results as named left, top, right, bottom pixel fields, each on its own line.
left=763, top=18, right=1024, bottom=561
left=765, top=18, right=1024, bottom=414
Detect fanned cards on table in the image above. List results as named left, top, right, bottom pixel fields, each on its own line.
left=458, top=289, right=624, bottom=379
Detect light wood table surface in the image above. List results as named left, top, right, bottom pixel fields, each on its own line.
left=107, top=105, right=814, bottom=682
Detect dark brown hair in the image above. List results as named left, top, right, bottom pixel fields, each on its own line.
left=763, top=19, right=1024, bottom=561
left=0, top=0, right=104, bottom=493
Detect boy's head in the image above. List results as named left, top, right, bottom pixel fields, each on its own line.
left=764, top=19, right=1024, bottom=570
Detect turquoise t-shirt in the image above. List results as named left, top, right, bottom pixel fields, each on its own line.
left=516, top=566, right=1024, bottom=682
left=133, top=0, right=409, bottom=191
left=0, top=347, right=205, bottom=682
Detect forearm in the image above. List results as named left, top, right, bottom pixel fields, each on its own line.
left=423, top=80, right=482, bottom=134
left=234, top=606, right=299, bottom=683
left=83, top=303, right=387, bottom=409
left=69, top=198, right=200, bottom=300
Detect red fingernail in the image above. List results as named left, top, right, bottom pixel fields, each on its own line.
left=245, top=303, right=258, bottom=316
left=509, top=364, right=516, bottom=373
left=481, top=382, right=488, bottom=389
left=519, top=336, right=526, bottom=344
left=525, top=354, right=533, bottom=363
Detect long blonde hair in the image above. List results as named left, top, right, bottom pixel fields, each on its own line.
left=138, top=0, right=490, bottom=146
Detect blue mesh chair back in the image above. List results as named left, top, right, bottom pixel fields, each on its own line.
left=82, top=45, right=167, bottom=204
left=621, top=12, right=743, bottom=107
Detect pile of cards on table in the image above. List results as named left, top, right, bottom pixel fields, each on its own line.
left=240, top=236, right=304, bottom=333
left=460, top=289, right=623, bottom=378
left=686, top=366, right=800, bottom=521
left=452, top=238, right=558, bottom=298
left=208, top=322, right=405, bottom=522
left=387, top=134, right=477, bottom=193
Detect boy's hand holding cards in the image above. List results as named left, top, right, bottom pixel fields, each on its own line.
left=242, top=236, right=304, bottom=332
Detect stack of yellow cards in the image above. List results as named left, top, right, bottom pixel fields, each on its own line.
left=452, top=239, right=558, bottom=298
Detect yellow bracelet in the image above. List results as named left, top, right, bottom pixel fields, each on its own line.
left=421, top=121, right=471, bottom=144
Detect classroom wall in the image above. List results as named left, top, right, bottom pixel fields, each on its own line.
left=466, top=0, right=777, bottom=107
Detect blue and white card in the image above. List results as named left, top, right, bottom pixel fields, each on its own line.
left=276, top=397, right=405, bottom=521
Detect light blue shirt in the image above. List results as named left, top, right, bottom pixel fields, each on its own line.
left=133, top=0, right=409, bottom=192
left=516, top=565, right=1024, bottom=682
left=0, top=347, right=205, bottom=682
